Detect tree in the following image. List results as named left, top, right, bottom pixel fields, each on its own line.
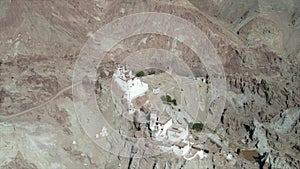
left=136, top=71, right=145, bottom=77
left=166, top=95, right=172, bottom=102
left=163, top=95, right=177, bottom=106
left=191, top=122, right=204, bottom=132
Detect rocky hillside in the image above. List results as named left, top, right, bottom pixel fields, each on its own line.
left=0, top=0, right=299, bottom=168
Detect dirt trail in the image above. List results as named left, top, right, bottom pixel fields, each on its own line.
left=0, top=82, right=80, bottom=122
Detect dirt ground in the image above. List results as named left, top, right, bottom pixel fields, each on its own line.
left=0, top=0, right=299, bottom=168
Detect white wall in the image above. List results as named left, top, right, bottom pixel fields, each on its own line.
left=172, top=144, right=190, bottom=156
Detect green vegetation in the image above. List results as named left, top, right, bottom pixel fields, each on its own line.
left=148, top=70, right=156, bottom=75
left=163, top=95, right=177, bottom=106
left=136, top=71, right=145, bottom=77
left=166, top=95, right=172, bottom=102
left=191, top=122, right=204, bottom=132
left=136, top=70, right=155, bottom=77
left=171, top=99, right=177, bottom=106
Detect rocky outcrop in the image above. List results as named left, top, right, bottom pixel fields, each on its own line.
left=1, top=152, right=38, bottom=169
left=273, top=107, right=300, bottom=134
left=0, top=0, right=299, bottom=168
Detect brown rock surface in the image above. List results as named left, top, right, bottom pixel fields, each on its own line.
left=0, top=0, right=299, bottom=168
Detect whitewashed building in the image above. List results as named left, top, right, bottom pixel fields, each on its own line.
left=166, top=124, right=189, bottom=143
left=149, top=112, right=189, bottom=143
left=148, top=110, right=207, bottom=160
left=153, top=118, right=173, bottom=139
left=149, top=111, right=159, bottom=131
left=113, top=65, right=148, bottom=102
left=172, top=142, right=190, bottom=156
left=152, top=87, right=160, bottom=95
left=128, top=104, right=136, bottom=115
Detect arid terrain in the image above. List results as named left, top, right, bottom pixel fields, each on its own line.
left=0, top=0, right=299, bottom=169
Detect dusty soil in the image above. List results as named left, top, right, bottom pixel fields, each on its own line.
left=0, top=0, right=299, bottom=169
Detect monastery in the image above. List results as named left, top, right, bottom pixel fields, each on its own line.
left=112, top=65, right=207, bottom=160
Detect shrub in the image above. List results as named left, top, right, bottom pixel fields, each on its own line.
left=172, top=99, right=177, bottom=106
left=163, top=95, right=177, bottom=106
left=136, top=71, right=145, bottom=77
left=191, top=122, right=204, bottom=132
left=166, top=95, right=172, bottom=102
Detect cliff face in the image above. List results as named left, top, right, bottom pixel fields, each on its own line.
left=0, top=0, right=299, bottom=168
left=187, top=1, right=299, bottom=168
